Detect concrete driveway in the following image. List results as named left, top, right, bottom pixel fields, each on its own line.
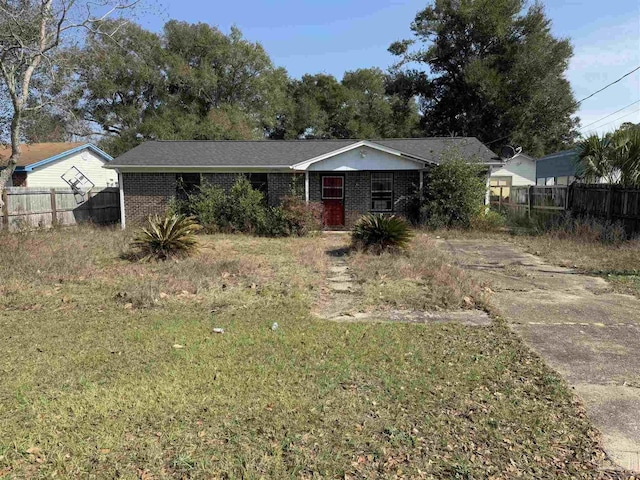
left=440, top=237, right=640, bottom=472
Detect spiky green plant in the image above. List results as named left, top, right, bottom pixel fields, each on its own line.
left=352, top=214, right=413, bottom=254
left=132, top=214, right=202, bottom=261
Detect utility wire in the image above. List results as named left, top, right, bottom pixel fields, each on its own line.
left=574, top=65, right=640, bottom=106
left=580, top=108, right=640, bottom=135
left=485, top=65, right=640, bottom=145
left=578, top=99, right=640, bottom=130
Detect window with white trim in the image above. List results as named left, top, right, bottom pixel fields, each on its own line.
left=371, top=172, right=393, bottom=211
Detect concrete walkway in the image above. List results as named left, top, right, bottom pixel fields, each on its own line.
left=315, top=246, right=490, bottom=326
left=440, top=238, right=640, bottom=472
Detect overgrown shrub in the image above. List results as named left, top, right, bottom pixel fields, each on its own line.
left=280, top=195, right=323, bottom=236
left=419, top=151, right=487, bottom=229
left=132, top=214, right=202, bottom=261
left=184, top=176, right=320, bottom=237
left=470, top=208, right=506, bottom=232
left=352, top=214, right=413, bottom=254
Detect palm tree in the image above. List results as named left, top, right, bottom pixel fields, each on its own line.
left=576, top=127, right=640, bottom=186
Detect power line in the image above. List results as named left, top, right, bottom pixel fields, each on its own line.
left=575, top=65, right=640, bottom=106
left=578, top=100, right=640, bottom=130
left=580, top=108, right=640, bottom=135
left=485, top=65, right=640, bottom=145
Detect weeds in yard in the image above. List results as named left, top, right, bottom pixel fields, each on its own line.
left=348, top=234, right=487, bottom=311
left=0, top=226, right=615, bottom=478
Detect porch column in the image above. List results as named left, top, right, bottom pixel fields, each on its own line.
left=118, top=170, right=126, bottom=230
left=419, top=170, right=424, bottom=201
left=304, top=170, right=309, bottom=203
left=484, top=167, right=492, bottom=210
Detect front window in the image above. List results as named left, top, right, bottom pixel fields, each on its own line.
left=246, top=173, right=268, bottom=195
left=176, top=173, right=201, bottom=199
left=371, top=172, right=393, bottom=211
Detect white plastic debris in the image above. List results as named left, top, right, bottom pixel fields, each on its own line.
left=271, top=322, right=279, bottom=331
left=213, top=328, right=225, bottom=334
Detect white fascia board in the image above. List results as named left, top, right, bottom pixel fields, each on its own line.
left=108, top=165, right=293, bottom=173
left=290, top=140, right=430, bottom=171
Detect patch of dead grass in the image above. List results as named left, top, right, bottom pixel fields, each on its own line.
left=348, top=234, right=488, bottom=311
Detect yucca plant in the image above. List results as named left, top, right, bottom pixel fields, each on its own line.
left=132, top=214, right=202, bottom=261
left=352, top=213, right=413, bottom=253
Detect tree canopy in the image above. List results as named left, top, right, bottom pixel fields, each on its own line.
left=389, top=0, right=579, bottom=156
left=70, top=22, right=419, bottom=155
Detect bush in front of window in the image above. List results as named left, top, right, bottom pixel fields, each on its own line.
left=419, top=150, right=487, bottom=229
left=352, top=213, right=413, bottom=254
left=174, top=176, right=321, bottom=237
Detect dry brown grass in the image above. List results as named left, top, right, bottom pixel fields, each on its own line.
left=512, top=235, right=640, bottom=273
left=0, top=226, right=616, bottom=478
left=348, top=233, right=488, bottom=311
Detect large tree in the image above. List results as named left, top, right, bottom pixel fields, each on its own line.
left=275, top=69, right=420, bottom=140
left=74, top=20, right=290, bottom=155
left=0, top=0, right=141, bottom=187
left=389, top=0, right=579, bottom=156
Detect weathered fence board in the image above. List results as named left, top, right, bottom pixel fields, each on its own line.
left=1, top=187, right=120, bottom=231
left=493, top=184, right=640, bottom=234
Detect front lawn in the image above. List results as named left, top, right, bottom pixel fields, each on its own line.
left=0, top=227, right=610, bottom=478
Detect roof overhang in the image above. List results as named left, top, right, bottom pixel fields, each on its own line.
left=15, top=143, right=113, bottom=172
left=290, top=140, right=432, bottom=171
left=107, top=165, right=294, bottom=173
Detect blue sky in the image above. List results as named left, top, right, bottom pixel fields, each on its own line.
left=141, top=0, right=640, bottom=136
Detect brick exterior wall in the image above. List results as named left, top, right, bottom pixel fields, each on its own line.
left=267, top=173, right=304, bottom=206
left=123, top=172, right=176, bottom=225
left=309, top=170, right=422, bottom=227
left=123, top=170, right=423, bottom=228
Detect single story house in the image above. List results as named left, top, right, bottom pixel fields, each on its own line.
left=0, top=142, right=115, bottom=189
left=536, top=149, right=579, bottom=186
left=107, top=138, right=501, bottom=228
left=489, top=152, right=536, bottom=202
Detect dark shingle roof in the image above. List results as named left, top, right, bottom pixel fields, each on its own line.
left=109, top=137, right=498, bottom=168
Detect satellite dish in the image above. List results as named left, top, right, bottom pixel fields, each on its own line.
left=500, top=145, right=516, bottom=159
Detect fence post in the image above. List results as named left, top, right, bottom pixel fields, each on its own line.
left=50, top=189, right=58, bottom=227
left=1, top=189, right=8, bottom=230
left=527, top=185, right=533, bottom=218
left=606, top=184, right=614, bottom=220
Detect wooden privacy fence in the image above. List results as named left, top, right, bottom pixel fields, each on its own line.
left=1, top=187, right=120, bottom=231
left=491, top=184, right=640, bottom=233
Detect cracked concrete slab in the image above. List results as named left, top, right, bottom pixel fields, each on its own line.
left=439, top=237, right=640, bottom=473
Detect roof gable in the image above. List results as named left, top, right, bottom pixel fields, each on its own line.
left=291, top=140, right=430, bottom=171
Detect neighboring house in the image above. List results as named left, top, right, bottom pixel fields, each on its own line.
left=489, top=152, right=536, bottom=202
left=107, top=138, right=501, bottom=228
left=535, top=149, right=579, bottom=186
left=0, top=143, right=115, bottom=189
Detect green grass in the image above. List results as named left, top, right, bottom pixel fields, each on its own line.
left=0, top=227, right=610, bottom=478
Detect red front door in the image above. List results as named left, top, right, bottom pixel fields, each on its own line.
left=321, top=176, right=345, bottom=227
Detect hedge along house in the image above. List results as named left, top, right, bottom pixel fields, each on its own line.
left=107, top=138, right=500, bottom=229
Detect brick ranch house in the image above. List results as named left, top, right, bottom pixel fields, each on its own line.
left=107, top=138, right=500, bottom=228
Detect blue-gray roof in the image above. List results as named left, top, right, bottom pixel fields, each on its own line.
left=536, top=149, right=578, bottom=179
